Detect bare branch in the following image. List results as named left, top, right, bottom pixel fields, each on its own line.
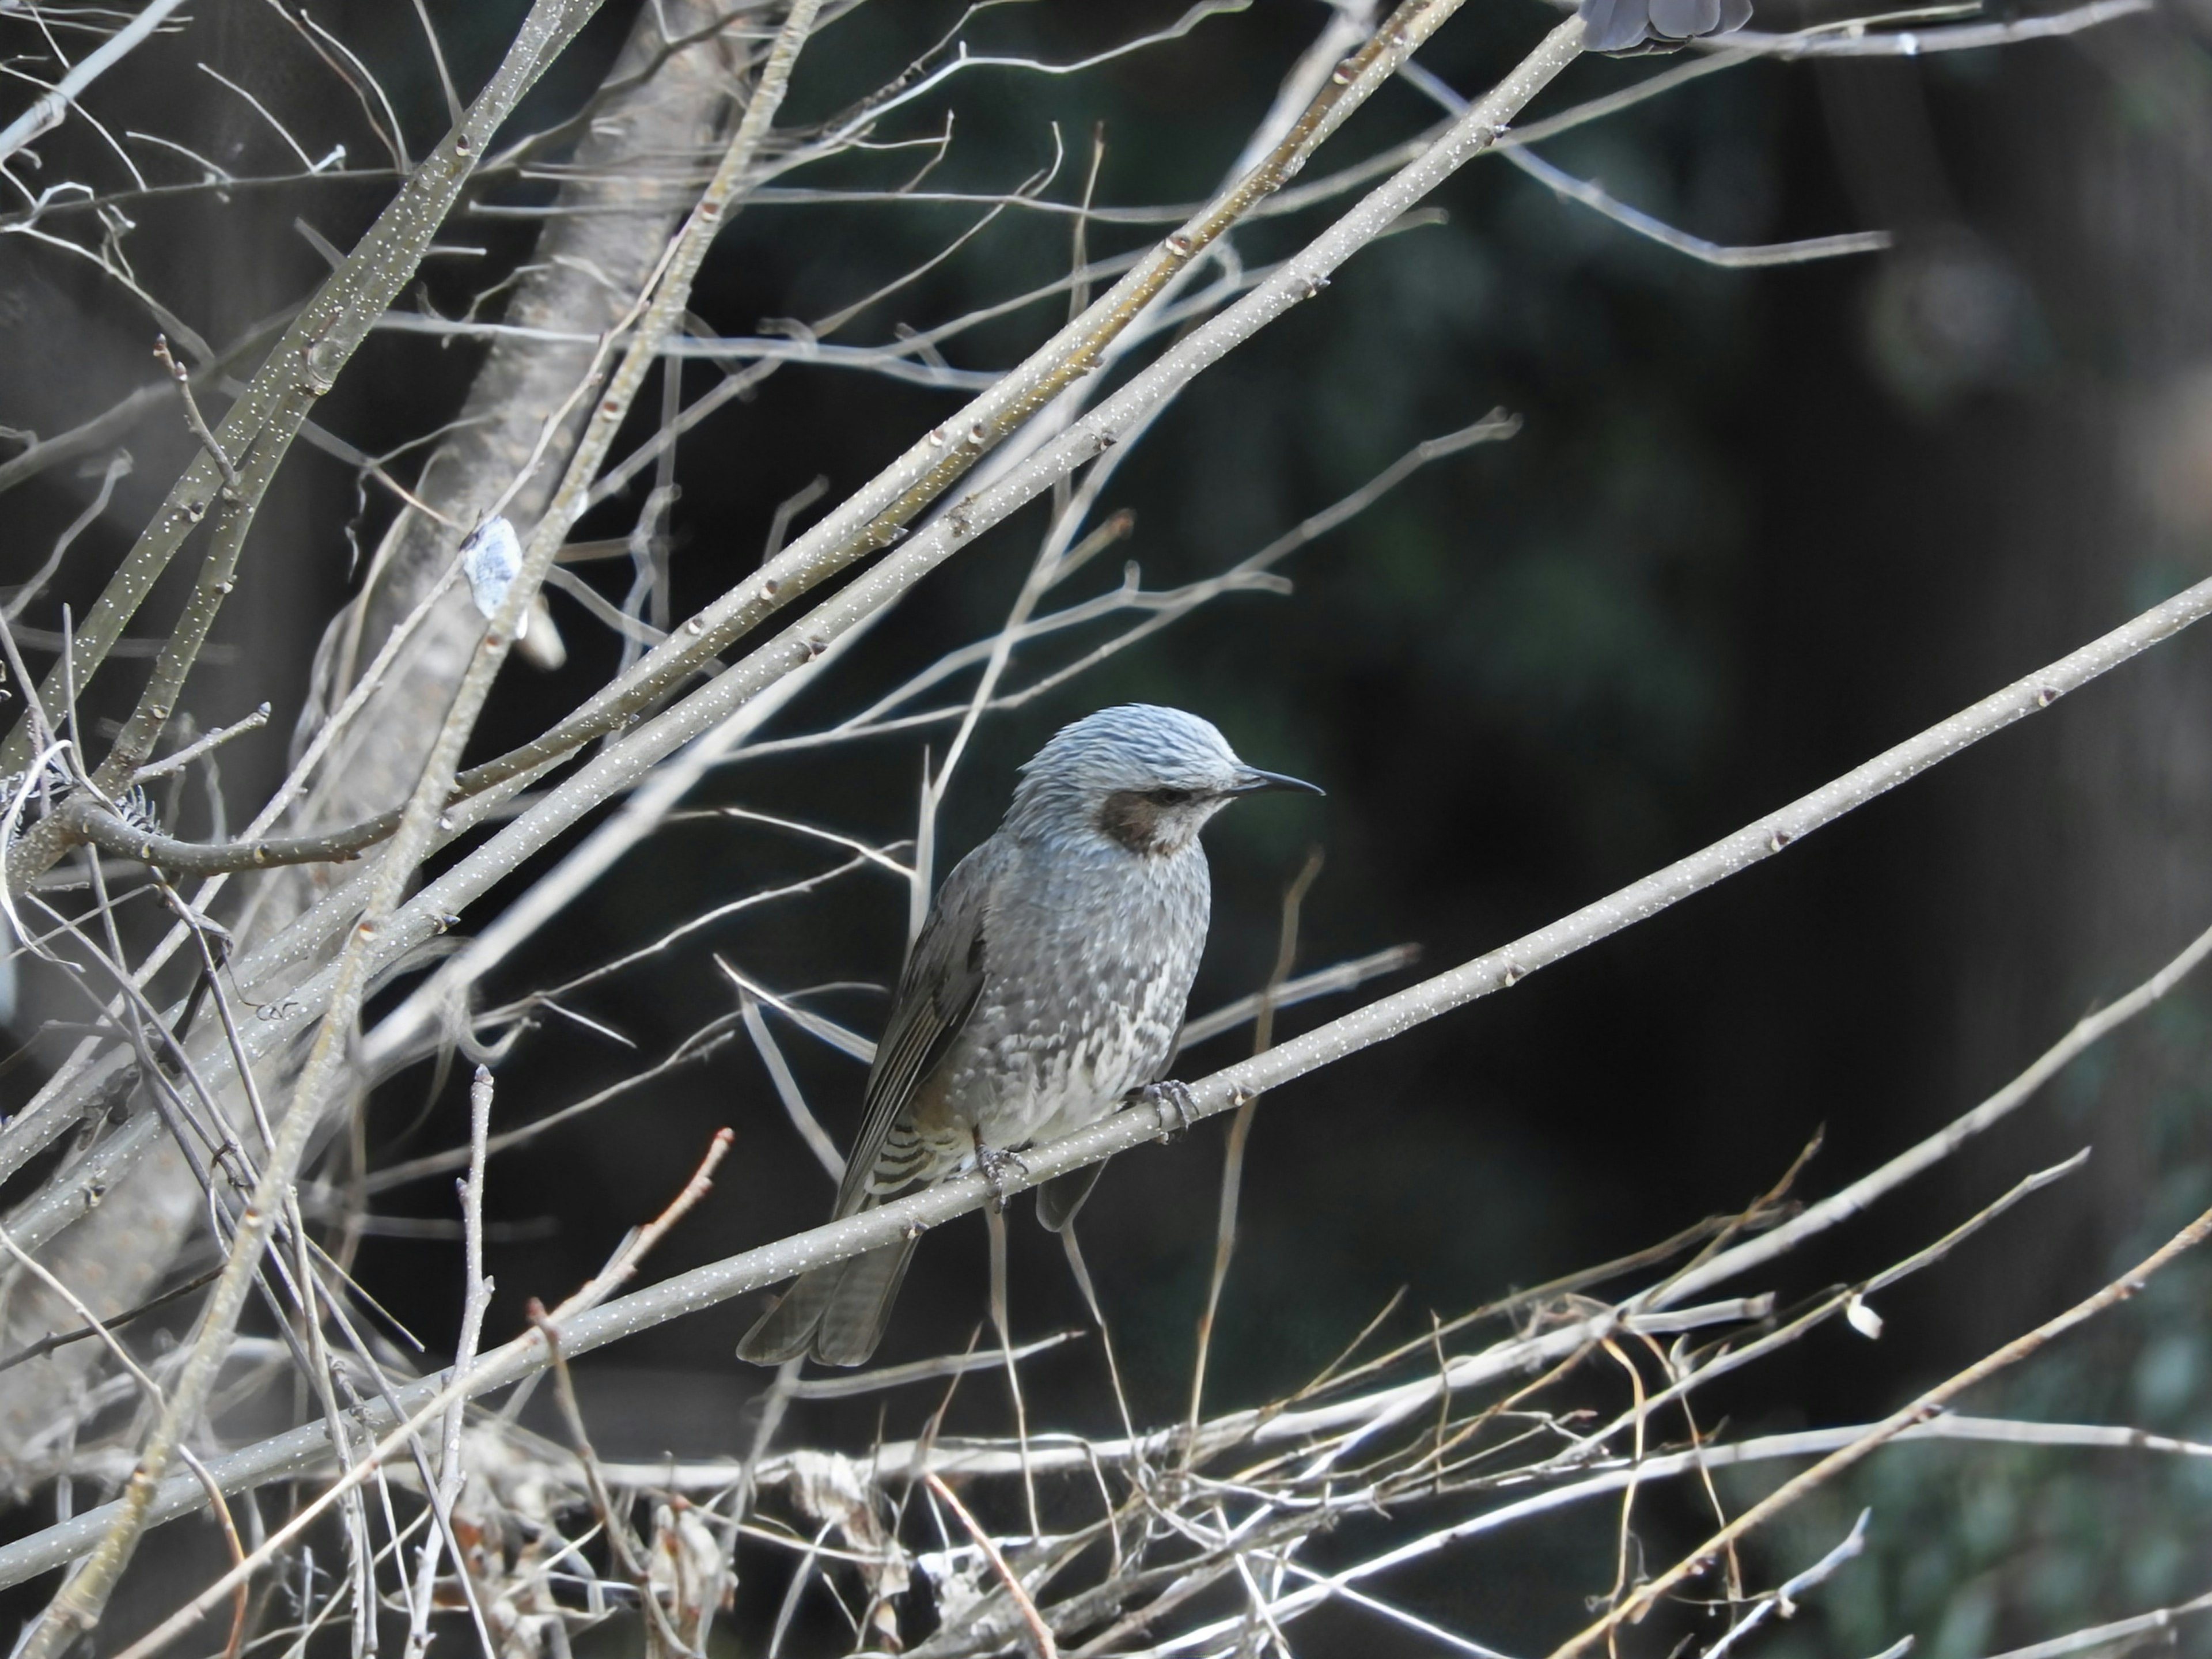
left=1552, top=1206, right=2212, bottom=1658
left=0, top=0, right=612, bottom=805
left=13, top=554, right=2212, bottom=1586
left=2, top=8, right=622, bottom=1649
left=1976, top=1588, right=2212, bottom=1659
left=0, top=0, right=191, bottom=167
left=1717, top=0, right=2150, bottom=55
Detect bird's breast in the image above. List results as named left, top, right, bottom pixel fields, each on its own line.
left=939, top=843, right=1210, bottom=1144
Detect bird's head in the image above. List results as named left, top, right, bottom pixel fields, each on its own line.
left=1007, top=704, right=1321, bottom=856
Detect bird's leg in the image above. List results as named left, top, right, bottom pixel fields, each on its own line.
left=1130, top=1079, right=1199, bottom=1141
left=970, top=1127, right=1028, bottom=1213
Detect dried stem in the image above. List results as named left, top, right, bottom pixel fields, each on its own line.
left=1551, top=1205, right=2212, bottom=1658
left=401, top=1065, right=495, bottom=1659
left=150, top=334, right=239, bottom=497
left=926, top=1472, right=1059, bottom=1659
left=1186, top=847, right=1323, bottom=1451
left=12, top=555, right=2209, bottom=1589
left=3, top=10, right=618, bottom=1651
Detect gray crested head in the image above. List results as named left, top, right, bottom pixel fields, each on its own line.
left=1004, top=704, right=1321, bottom=857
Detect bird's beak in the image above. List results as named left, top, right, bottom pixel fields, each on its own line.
left=1228, top=768, right=1324, bottom=798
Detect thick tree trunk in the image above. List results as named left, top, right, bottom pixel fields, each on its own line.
left=1821, top=21, right=2212, bottom=1355
left=0, top=0, right=745, bottom=1476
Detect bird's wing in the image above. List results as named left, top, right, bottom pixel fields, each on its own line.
left=832, top=836, right=1005, bottom=1216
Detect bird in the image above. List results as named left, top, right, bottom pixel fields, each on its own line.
left=737, top=704, right=1321, bottom=1367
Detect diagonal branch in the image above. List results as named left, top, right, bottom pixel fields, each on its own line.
left=209, top=0, right=1498, bottom=853
left=0, top=0, right=192, bottom=166
left=350, top=22, right=1589, bottom=1072
left=1549, top=1205, right=2212, bottom=1658
left=0, top=0, right=611, bottom=809
left=7, top=548, right=2211, bottom=1592
left=0, top=8, right=616, bottom=1651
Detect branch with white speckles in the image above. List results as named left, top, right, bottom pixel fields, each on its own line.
left=7, top=539, right=2211, bottom=1605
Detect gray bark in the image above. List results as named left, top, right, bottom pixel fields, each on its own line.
left=0, top=0, right=747, bottom=1475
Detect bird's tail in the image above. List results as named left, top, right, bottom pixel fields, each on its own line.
left=736, top=1237, right=919, bottom=1368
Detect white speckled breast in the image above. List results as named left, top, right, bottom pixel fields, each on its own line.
left=870, top=835, right=1209, bottom=1194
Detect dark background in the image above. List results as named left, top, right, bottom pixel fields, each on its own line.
left=4, top=0, right=2211, bottom=1652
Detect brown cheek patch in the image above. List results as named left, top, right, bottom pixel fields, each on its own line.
left=1098, top=790, right=1164, bottom=854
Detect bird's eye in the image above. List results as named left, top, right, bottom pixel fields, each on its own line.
left=1146, top=787, right=1194, bottom=807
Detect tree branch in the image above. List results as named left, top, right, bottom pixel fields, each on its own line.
left=57, top=798, right=378, bottom=874
left=2, top=7, right=616, bottom=1650
left=1550, top=1205, right=2212, bottom=1658
left=262, top=0, right=1495, bottom=842
left=0, top=0, right=611, bottom=811
left=8, top=554, right=2209, bottom=1592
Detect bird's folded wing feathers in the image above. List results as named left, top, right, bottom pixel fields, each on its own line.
left=832, top=838, right=1005, bottom=1215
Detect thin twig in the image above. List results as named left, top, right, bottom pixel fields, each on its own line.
left=1702, top=1509, right=1871, bottom=1659
left=1654, top=914, right=2212, bottom=1309
left=402, top=1065, right=496, bottom=1659
left=1186, top=847, right=1323, bottom=1453
left=151, top=333, right=241, bottom=495
left=0, top=1267, right=222, bottom=1375
left=1551, top=1206, right=2212, bottom=1658
left=1717, top=0, right=2148, bottom=54
left=0, top=0, right=192, bottom=166
left=1976, top=1587, right=2212, bottom=1659
left=4, top=450, right=131, bottom=623
left=130, top=702, right=269, bottom=782
left=525, top=1300, right=693, bottom=1658
left=982, top=1189, right=1042, bottom=1544
left=926, top=1472, right=1059, bottom=1659
left=730, top=969, right=844, bottom=1181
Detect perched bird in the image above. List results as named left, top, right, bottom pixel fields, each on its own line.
left=737, top=704, right=1321, bottom=1367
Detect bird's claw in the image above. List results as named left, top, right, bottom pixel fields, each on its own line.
left=974, top=1143, right=1029, bottom=1211
left=1134, top=1080, right=1198, bottom=1142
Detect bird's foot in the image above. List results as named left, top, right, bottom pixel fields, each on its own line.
left=1132, top=1079, right=1198, bottom=1142
left=972, top=1142, right=1029, bottom=1211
